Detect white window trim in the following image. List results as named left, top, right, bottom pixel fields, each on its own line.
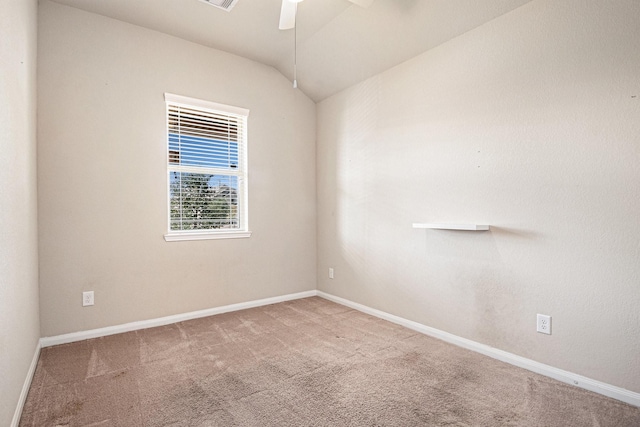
left=164, top=230, right=252, bottom=242
left=165, top=93, right=249, bottom=117
left=164, top=93, right=251, bottom=242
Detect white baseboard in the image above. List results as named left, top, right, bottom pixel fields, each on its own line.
left=316, top=291, right=640, bottom=408
left=40, top=290, right=317, bottom=348
left=11, top=340, right=41, bottom=427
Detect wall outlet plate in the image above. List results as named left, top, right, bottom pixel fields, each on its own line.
left=329, top=268, right=334, bottom=279
left=83, top=291, right=94, bottom=307
left=537, top=314, right=551, bottom=334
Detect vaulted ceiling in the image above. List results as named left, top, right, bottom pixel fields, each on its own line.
left=49, top=0, right=533, bottom=102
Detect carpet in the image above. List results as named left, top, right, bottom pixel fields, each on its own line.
left=19, top=297, right=640, bottom=426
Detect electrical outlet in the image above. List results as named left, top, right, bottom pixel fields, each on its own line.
left=329, top=267, right=334, bottom=279
left=83, top=291, right=94, bottom=307
left=537, top=314, right=551, bottom=335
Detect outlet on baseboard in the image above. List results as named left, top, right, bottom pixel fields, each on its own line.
left=83, top=291, right=94, bottom=307
left=537, top=314, right=551, bottom=335
left=329, top=267, right=334, bottom=279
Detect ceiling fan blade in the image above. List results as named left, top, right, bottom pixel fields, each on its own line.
left=347, top=0, right=374, bottom=7
left=279, top=0, right=297, bottom=30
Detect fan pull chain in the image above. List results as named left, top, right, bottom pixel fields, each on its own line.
left=293, top=2, right=298, bottom=89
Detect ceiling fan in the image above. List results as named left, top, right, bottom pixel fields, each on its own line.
left=279, top=0, right=374, bottom=30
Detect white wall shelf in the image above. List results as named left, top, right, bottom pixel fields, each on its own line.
left=412, top=223, right=490, bottom=231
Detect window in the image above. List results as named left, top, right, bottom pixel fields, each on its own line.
left=164, top=93, right=250, bottom=241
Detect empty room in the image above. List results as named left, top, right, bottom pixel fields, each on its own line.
left=2, top=0, right=639, bottom=425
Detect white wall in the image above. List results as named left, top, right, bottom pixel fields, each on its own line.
left=0, top=0, right=40, bottom=425
left=37, top=0, right=316, bottom=337
left=317, top=0, right=640, bottom=393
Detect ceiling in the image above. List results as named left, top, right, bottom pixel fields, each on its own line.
left=49, top=0, right=533, bottom=102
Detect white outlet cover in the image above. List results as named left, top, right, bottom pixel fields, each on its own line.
left=537, top=314, right=551, bottom=335
left=83, top=291, right=95, bottom=307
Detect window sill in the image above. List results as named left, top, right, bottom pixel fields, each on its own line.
left=164, top=231, right=252, bottom=242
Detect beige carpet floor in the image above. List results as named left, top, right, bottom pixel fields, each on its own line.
left=20, top=297, right=640, bottom=426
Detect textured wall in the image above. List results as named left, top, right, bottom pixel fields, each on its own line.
left=0, top=0, right=40, bottom=424
left=317, top=0, right=640, bottom=392
left=37, top=1, right=316, bottom=337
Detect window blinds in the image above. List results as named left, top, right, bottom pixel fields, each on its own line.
left=165, top=94, right=248, bottom=233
